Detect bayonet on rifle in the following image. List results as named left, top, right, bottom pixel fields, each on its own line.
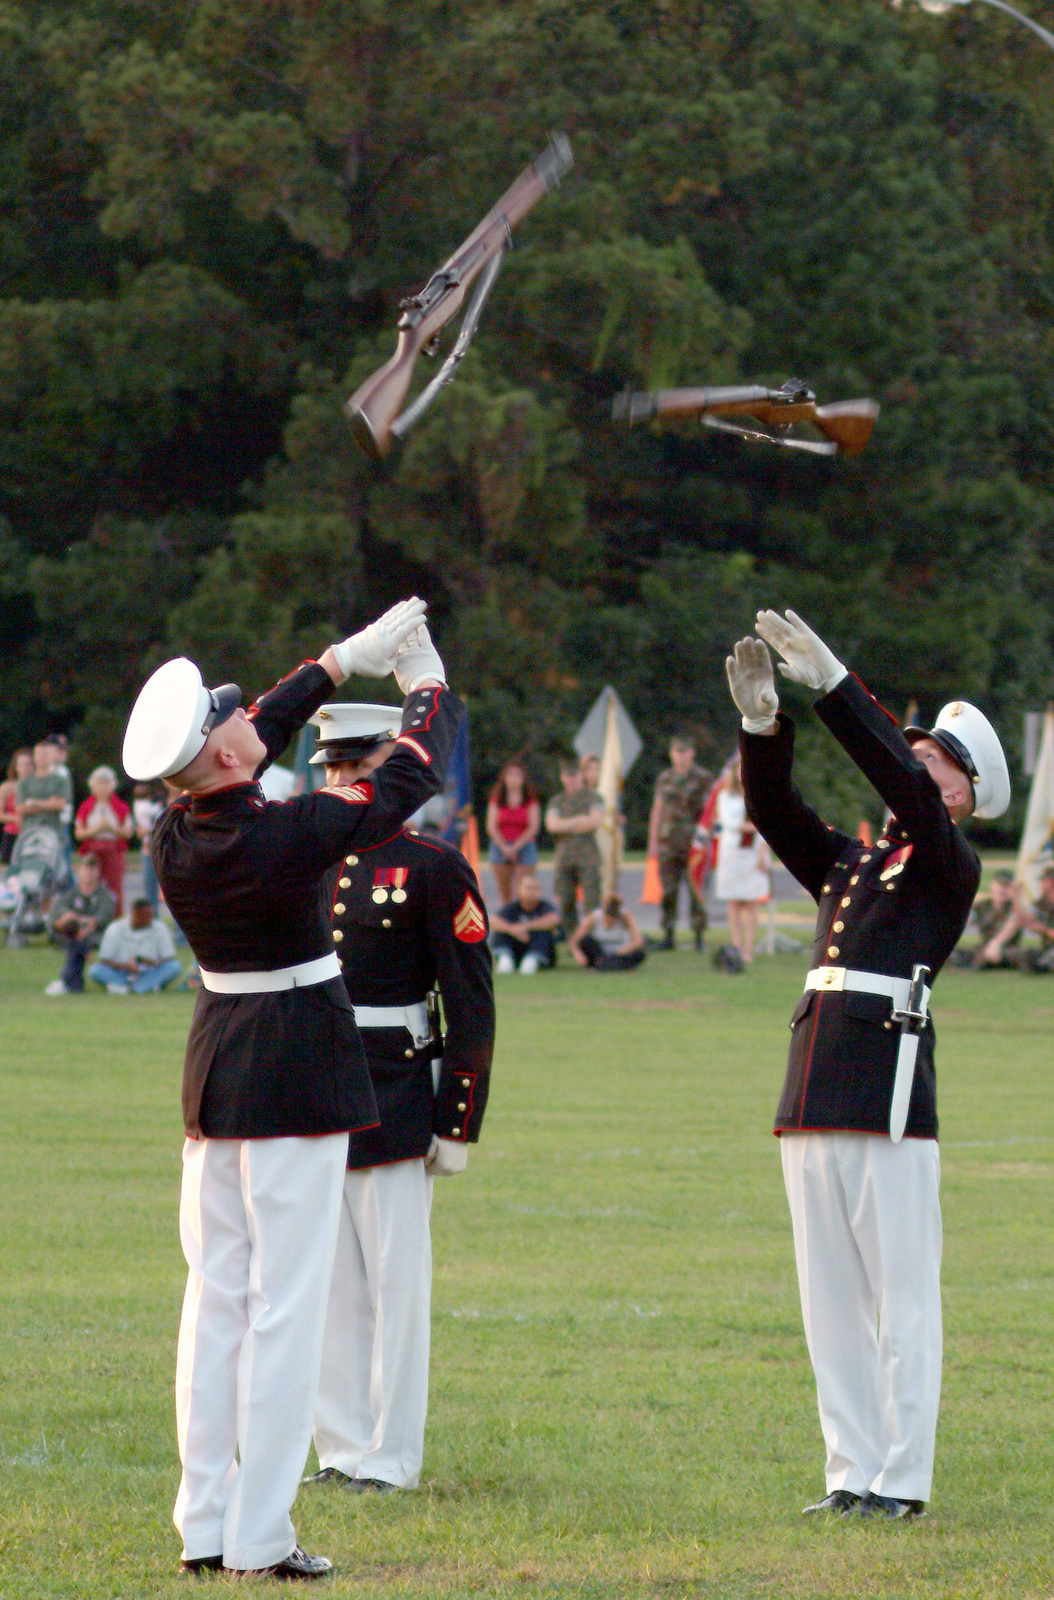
left=345, top=133, right=573, bottom=460
left=612, top=379, right=879, bottom=457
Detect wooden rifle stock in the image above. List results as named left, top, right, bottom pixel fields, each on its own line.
left=346, top=133, right=573, bottom=459
left=613, top=383, right=878, bottom=457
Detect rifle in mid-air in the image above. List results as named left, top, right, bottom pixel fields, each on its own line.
left=345, top=133, right=573, bottom=460
left=612, top=379, right=879, bottom=456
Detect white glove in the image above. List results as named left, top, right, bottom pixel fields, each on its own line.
left=331, top=597, right=427, bottom=680
left=754, top=609, right=847, bottom=695
left=425, top=1135, right=468, bottom=1176
left=726, top=638, right=780, bottom=733
left=394, top=623, right=447, bottom=695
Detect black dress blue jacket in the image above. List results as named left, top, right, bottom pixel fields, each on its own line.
left=740, top=674, right=980, bottom=1139
left=153, top=662, right=463, bottom=1139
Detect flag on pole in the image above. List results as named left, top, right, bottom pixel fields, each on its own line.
left=597, top=692, right=624, bottom=898
left=443, top=716, right=472, bottom=845
left=1016, top=703, right=1054, bottom=899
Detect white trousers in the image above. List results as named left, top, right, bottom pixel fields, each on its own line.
left=313, top=1160, right=434, bottom=1488
left=173, top=1133, right=348, bottom=1569
left=780, top=1132, right=943, bottom=1501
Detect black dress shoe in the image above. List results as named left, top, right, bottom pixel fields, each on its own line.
left=345, top=1477, right=397, bottom=1494
left=180, top=1553, right=224, bottom=1575
left=301, top=1466, right=353, bottom=1486
left=232, top=1545, right=333, bottom=1580
left=859, top=1492, right=926, bottom=1521
left=802, top=1489, right=862, bottom=1517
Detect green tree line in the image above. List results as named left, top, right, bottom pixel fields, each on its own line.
left=1, top=0, right=1052, bottom=839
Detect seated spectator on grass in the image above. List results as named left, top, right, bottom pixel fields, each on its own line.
left=569, top=894, right=645, bottom=972
left=491, top=871, right=561, bottom=975
left=88, top=898, right=181, bottom=993
left=983, top=867, right=1054, bottom=972
left=75, top=766, right=134, bottom=913
left=951, top=870, right=1023, bottom=967
left=44, top=854, right=117, bottom=995
left=0, top=748, right=33, bottom=865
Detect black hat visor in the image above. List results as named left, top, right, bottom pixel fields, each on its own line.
left=202, top=683, right=242, bottom=739
left=904, top=725, right=977, bottom=781
left=318, top=733, right=390, bottom=764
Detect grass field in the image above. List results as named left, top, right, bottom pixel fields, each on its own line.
left=1, top=936, right=1053, bottom=1599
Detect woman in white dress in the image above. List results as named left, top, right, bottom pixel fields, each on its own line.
left=714, top=759, right=770, bottom=964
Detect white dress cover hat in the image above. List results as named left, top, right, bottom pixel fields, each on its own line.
left=308, top=703, right=401, bottom=765
left=123, top=657, right=242, bottom=782
left=904, top=700, right=1010, bottom=820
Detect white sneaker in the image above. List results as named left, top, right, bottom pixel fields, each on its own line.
left=106, top=983, right=130, bottom=995
left=519, top=954, right=541, bottom=975
left=44, top=980, right=70, bottom=996
left=495, top=951, right=515, bottom=975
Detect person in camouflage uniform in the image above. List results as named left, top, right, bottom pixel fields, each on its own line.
left=950, top=869, right=1021, bottom=967
left=545, top=759, right=604, bottom=936
left=647, top=737, right=713, bottom=950
left=982, top=866, right=1054, bottom=970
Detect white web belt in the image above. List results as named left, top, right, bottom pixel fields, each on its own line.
left=804, top=966, right=932, bottom=1144
left=198, top=952, right=341, bottom=994
left=353, top=1001, right=431, bottom=1048
left=804, top=966, right=931, bottom=1013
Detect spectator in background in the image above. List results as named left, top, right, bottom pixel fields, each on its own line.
left=133, top=780, right=166, bottom=912
left=486, top=758, right=541, bottom=904
left=569, top=894, right=645, bottom=972
left=44, top=853, right=116, bottom=995
left=0, top=748, right=33, bottom=864
left=44, top=734, right=74, bottom=869
left=951, top=869, right=1022, bottom=967
left=713, top=757, right=771, bottom=966
left=16, top=740, right=72, bottom=852
left=88, top=898, right=181, bottom=993
left=546, top=758, right=604, bottom=936
left=647, top=736, right=713, bottom=952
left=75, top=766, right=134, bottom=913
left=490, top=872, right=561, bottom=975
left=983, top=866, right=1054, bottom=971
left=580, top=752, right=601, bottom=792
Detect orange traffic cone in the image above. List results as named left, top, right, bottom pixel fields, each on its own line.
left=640, top=854, right=663, bottom=905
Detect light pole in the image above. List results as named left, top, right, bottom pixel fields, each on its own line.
left=914, top=0, right=1054, bottom=54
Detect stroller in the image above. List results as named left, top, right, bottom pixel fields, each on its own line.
left=4, top=826, right=66, bottom=947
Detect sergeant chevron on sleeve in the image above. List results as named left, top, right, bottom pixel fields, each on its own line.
left=122, top=600, right=463, bottom=1581
left=726, top=610, right=1009, bottom=1527
left=300, top=699, right=495, bottom=1496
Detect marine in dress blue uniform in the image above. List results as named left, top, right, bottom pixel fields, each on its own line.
left=727, top=611, right=1009, bottom=1523
left=123, top=602, right=462, bottom=1579
left=300, top=704, right=495, bottom=1492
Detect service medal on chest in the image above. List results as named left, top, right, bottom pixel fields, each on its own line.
left=372, top=867, right=409, bottom=906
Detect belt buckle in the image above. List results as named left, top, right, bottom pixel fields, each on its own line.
left=816, top=965, right=846, bottom=992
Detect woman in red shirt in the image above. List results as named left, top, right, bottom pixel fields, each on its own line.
left=74, top=765, right=134, bottom=912
left=0, top=748, right=33, bottom=865
left=485, top=759, right=541, bottom=906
